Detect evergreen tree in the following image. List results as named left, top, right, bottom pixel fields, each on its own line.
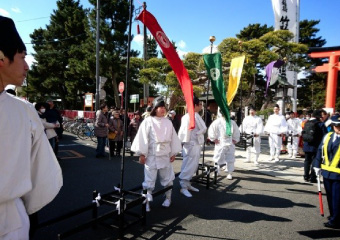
left=28, top=0, right=91, bottom=109
left=236, top=23, right=274, bottom=41
left=297, top=20, right=328, bottom=109
left=146, top=36, right=158, bottom=59
left=218, top=29, right=307, bottom=111
left=88, top=0, right=140, bottom=109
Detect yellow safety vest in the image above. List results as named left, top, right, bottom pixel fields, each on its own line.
left=321, top=132, right=340, bottom=174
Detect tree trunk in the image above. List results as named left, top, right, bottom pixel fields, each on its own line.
left=260, top=98, right=270, bottom=111
left=111, top=72, right=119, bottom=108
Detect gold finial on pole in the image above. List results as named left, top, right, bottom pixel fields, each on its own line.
left=209, top=36, right=216, bottom=43
left=209, top=36, right=216, bottom=54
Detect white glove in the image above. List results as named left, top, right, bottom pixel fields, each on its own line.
left=325, top=119, right=332, bottom=127
left=314, top=167, right=321, bottom=176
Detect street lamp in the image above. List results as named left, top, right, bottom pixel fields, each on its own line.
left=209, top=36, right=216, bottom=54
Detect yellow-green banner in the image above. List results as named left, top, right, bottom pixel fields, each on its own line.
left=227, top=55, right=245, bottom=105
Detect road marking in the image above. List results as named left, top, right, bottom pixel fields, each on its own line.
left=59, top=143, right=94, bottom=147
left=59, top=150, right=85, bottom=159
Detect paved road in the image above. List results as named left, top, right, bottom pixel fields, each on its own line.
left=32, top=133, right=340, bottom=240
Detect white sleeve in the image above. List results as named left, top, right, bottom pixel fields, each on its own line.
left=239, top=118, right=246, bottom=133
left=131, top=120, right=150, bottom=157
left=178, top=114, right=189, bottom=143
left=41, top=119, right=56, bottom=129
left=264, top=116, right=271, bottom=133
left=170, top=127, right=182, bottom=157
left=232, top=121, right=240, bottom=143
left=280, top=116, right=288, bottom=134
left=208, top=120, right=218, bottom=141
left=297, top=122, right=302, bottom=134
left=22, top=107, right=63, bottom=214
left=256, top=118, right=264, bottom=135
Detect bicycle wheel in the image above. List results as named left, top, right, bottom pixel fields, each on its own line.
left=90, top=129, right=97, bottom=143
left=77, top=127, right=89, bottom=140
left=83, top=126, right=91, bottom=140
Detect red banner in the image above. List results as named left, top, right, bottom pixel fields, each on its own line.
left=137, top=9, right=195, bottom=130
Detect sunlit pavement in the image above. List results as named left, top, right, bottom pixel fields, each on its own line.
left=32, top=133, right=337, bottom=240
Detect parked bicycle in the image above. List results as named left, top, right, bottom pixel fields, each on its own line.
left=77, top=120, right=96, bottom=143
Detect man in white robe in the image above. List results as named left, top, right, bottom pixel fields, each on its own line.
left=240, top=107, right=263, bottom=165
left=0, top=16, right=63, bottom=239
left=286, top=111, right=302, bottom=158
left=131, top=96, right=181, bottom=211
left=177, top=97, right=207, bottom=198
left=264, top=104, right=288, bottom=162
left=208, top=110, right=240, bottom=180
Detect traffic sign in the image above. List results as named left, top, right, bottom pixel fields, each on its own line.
left=119, top=82, right=124, bottom=93
left=130, top=94, right=139, bottom=103
left=100, top=89, right=106, bottom=100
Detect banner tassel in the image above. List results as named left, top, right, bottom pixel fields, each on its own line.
left=137, top=23, right=140, bottom=35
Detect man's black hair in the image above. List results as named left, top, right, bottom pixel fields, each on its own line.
left=312, top=110, right=321, bottom=118
left=100, top=103, right=107, bottom=110
left=0, top=16, right=26, bottom=62
left=6, top=89, right=16, bottom=96
left=193, top=96, right=200, bottom=106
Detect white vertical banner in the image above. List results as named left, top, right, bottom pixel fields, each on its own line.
left=271, top=0, right=299, bottom=111
left=272, top=0, right=299, bottom=41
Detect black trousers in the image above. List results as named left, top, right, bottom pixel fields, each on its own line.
left=304, top=152, right=316, bottom=180
left=324, top=178, right=340, bottom=226
left=109, top=140, right=123, bottom=156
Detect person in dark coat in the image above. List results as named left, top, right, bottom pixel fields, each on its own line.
left=94, top=103, right=109, bottom=158
left=120, top=108, right=130, bottom=128
left=204, top=105, right=212, bottom=128
left=46, top=99, right=63, bottom=139
left=313, top=114, right=340, bottom=229
left=108, top=109, right=124, bottom=156
left=128, top=111, right=142, bottom=156
left=45, top=99, right=63, bottom=159
left=169, top=110, right=180, bottom=133
left=302, top=110, right=326, bottom=183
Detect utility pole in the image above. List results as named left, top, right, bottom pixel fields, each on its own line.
left=95, top=0, right=100, bottom=111
left=142, top=2, right=149, bottom=107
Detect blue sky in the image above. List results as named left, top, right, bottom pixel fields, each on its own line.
left=0, top=0, right=339, bottom=66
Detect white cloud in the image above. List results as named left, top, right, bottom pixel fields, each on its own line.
left=177, top=49, right=188, bottom=59
left=11, top=7, right=21, bottom=13
left=177, top=40, right=186, bottom=49
left=202, top=45, right=219, bottom=54
left=0, top=8, right=10, bottom=17
left=26, top=55, right=36, bottom=68
left=132, top=34, right=144, bottom=47
left=132, top=35, right=188, bottom=59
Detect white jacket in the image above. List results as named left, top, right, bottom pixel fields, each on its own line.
left=131, top=116, right=182, bottom=169
left=38, top=113, right=58, bottom=139
left=0, top=93, right=63, bottom=237
left=208, top=117, right=240, bottom=146
left=287, top=118, right=302, bottom=135
left=264, top=114, right=288, bottom=134
left=178, top=112, right=207, bottom=145
left=240, top=115, right=263, bottom=135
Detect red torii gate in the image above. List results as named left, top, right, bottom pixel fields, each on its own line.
left=308, top=46, right=340, bottom=112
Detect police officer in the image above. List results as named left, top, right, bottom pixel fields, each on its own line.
left=313, top=114, right=340, bottom=229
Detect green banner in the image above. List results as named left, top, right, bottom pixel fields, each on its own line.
left=203, top=53, right=231, bottom=136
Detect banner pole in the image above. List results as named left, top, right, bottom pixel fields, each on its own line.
left=119, top=0, right=134, bottom=196
left=201, top=36, right=216, bottom=166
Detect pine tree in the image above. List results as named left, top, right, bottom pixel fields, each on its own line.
left=146, top=36, right=158, bottom=59
left=28, top=0, right=91, bottom=109
left=88, top=0, right=140, bottom=109
left=297, top=20, right=327, bottom=109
